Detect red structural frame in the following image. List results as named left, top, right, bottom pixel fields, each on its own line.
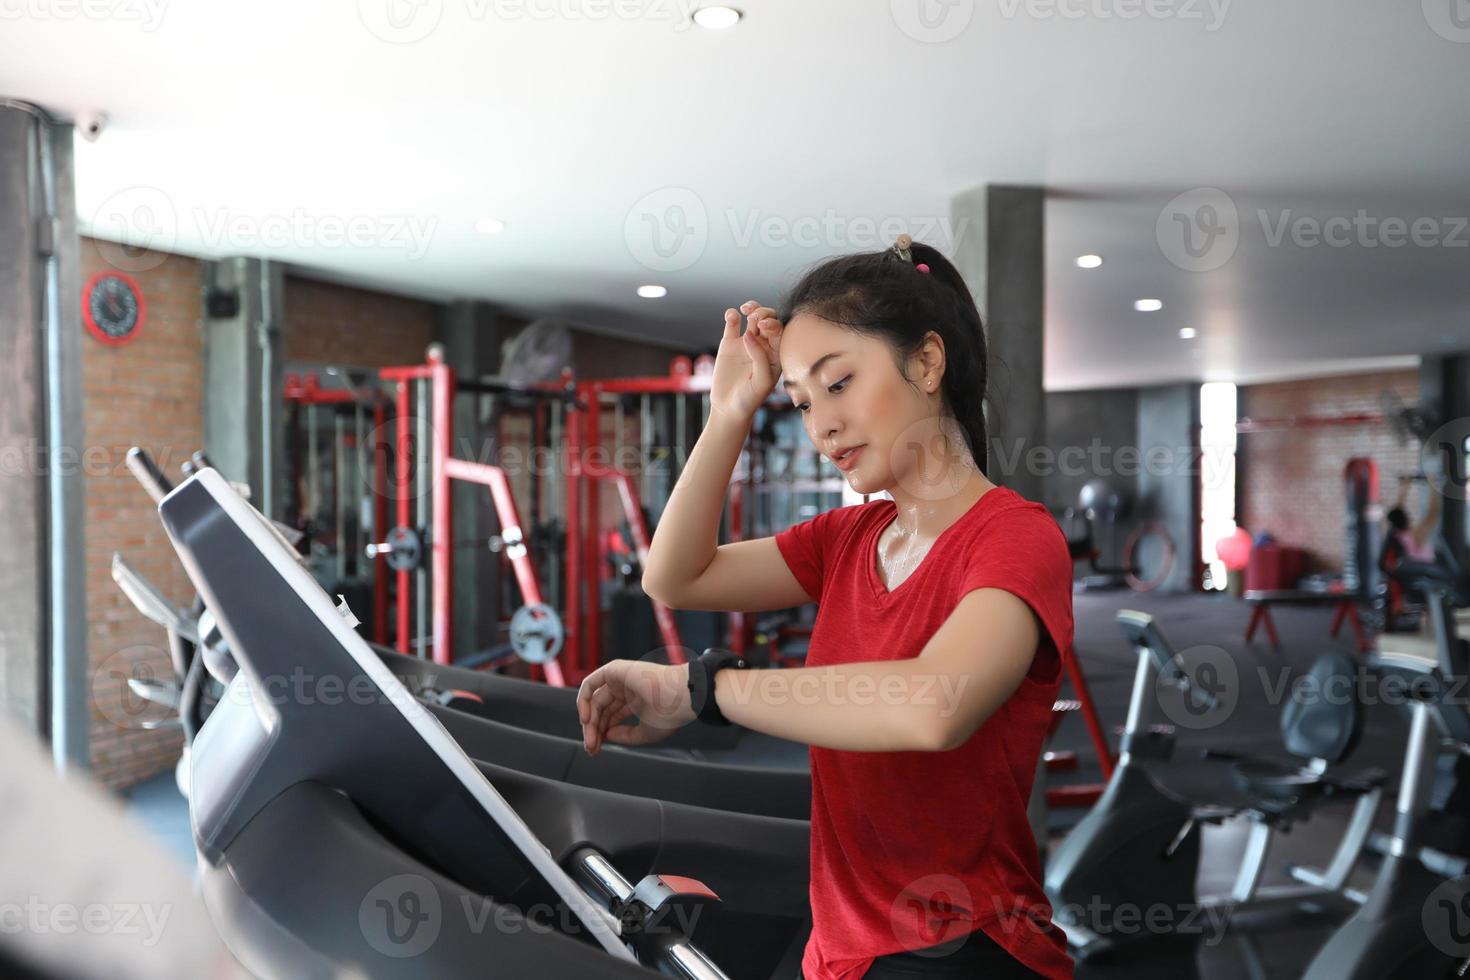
left=360, top=351, right=1116, bottom=802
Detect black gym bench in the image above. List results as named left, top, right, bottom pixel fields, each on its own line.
left=1242, top=589, right=1370, bottom=652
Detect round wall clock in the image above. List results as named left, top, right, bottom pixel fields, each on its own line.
left=82, top=272, right=146, bottom=346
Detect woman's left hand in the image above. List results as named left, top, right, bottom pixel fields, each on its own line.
left=577, top=660, right=695, bottom=755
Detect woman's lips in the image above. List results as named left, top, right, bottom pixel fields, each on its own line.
left=834, top=445, right=865, bottom=471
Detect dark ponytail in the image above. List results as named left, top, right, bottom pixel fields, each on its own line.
left=777, top=239, right=990, bottom=473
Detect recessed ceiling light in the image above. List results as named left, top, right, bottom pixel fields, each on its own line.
left=693, top=5, right=741, bottom=28
left=1134, top=298, right=1163, bottom=312
left=1179, top=327, right=1197, bottom=339
left=1075, top=254, right=1103, bottom=269
left=475, top=217, right=505, bottom=234
left=637, top=285, right=667, bottom=299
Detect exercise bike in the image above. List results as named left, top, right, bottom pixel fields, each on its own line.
left=1301, top=558, right=1470, bottom=978
left=1044, top=610, right=1387, bottom=960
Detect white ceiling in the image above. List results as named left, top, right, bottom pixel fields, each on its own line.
left=5, top=0, right=1467, bottom=389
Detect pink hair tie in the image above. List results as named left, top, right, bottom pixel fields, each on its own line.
left=915, top=263, right=931, bottom=274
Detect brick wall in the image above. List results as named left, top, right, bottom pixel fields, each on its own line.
left=81, top=237, right=202, bottom=791
left=283, top=275, right=439, bottom=367
left=1239, top=368, right=1420, bottom=575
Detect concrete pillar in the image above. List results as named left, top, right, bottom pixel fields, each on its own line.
left=437, top=302, right=514, bottom=658
left=202, top=258, right=285, bottom=516
left=1419, top=354, right=1470, bottom=558
left=952, top=185, right=1046, bottom=502
left=0, top=104, right=87, bottom=770
left=1137, top=384, right=1202, bottom=593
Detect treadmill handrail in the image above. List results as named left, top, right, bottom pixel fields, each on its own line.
left=162, top=469, right=635, bottom=964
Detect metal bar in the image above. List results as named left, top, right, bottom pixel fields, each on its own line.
left=1229, top=819, right=1274, bottom=904
left=1288, top=786, right=1380, bottom=890
left=565, top=401, right=582, bottom=680
left=1063, top=641, right=1116, bottom=780
left=39, top=111, right=87, bottom=771
left=306, top=403, right=319, bottom=520
left=443, top=455, right=566, bottom=686
left=610, top=472, right=684, bottom=665
left=430, top=348, right=454, bottom=665
left=639, top=394, right=652, bottom=510
left=1235, top=413, right=1384, bottom=433
left=372, top=400, right=388, bottom=645
left=394, top=381, right=411, bottom=654
left=586, top=386, right=603, bottom=677
left=334, top=410, right=347, bottom=583
left=354, top=403, right=365, bottom=579
left=416, top=376, right=429, bottom=656
left=549, top=398, right=562, bottom=610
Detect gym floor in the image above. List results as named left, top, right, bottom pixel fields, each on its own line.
left=123, top=587, right=1416, bottom=978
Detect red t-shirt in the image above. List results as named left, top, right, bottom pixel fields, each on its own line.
left=774, top=486, right=1075, bottom=980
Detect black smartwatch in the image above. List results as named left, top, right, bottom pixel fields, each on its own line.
left=686, top=649, right=749, bottom=726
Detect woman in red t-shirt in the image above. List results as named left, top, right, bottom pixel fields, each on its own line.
left=577, top=237, right=1075, bottom=980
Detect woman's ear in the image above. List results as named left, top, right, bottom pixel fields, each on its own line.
left=916, top=331, right=946, bottom=389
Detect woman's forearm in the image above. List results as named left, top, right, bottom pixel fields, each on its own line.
left=712, top=661, right=970, bottom=753
left=641, top=408, right=752, bottom=599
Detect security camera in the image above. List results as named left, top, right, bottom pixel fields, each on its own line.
left=75, top=111, right=108, bottom=142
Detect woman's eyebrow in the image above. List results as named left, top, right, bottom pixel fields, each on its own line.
left=780, top=351, right=845, bottom=391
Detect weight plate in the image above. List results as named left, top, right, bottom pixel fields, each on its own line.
left=385, top=526, right=422, bottom=572
left=509, top=602, right=564, bottom=665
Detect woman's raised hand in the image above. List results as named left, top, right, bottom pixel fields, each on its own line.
left=709, top=300, right=784, bottom=422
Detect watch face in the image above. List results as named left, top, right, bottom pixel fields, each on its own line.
left=84, top=273, right=145, bottom=345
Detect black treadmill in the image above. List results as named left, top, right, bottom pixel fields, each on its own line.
left=119, top=446, right=812, bottom=821
left=163, top=468, right=812, bottom=979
